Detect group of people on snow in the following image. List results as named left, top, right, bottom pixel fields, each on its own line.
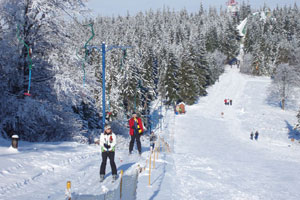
left=250, top=130, right=259, bottom=141
left=98, top=112, right=156, bottom=182
left=229, top=58, right=240, bottom=68
left=224, top=99, right=233, bottom=106
left=174, top=102, right=186, bottom=115
left=174, top=102, right=185, bottom=115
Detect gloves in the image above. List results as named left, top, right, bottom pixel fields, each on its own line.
left=104, top=143, right=111, bottom=149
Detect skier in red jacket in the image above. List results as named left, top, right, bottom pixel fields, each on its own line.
left=128, top=112, right=144, bottom=155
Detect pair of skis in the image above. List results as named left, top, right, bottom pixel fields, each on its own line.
left=100, top=174, right=118, bottom=183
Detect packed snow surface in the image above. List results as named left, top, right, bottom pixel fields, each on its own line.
left=1, top=67, right=300, bottom=200
left=137, top=66, right=300, bottom=200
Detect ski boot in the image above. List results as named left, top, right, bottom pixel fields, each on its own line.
left=100, top=174, right=105, bottom=182
left=112, top=175, right=117, bottom=182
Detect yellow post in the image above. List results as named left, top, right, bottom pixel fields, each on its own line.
left=66, top=181, right=71, bottom=200
left=149, top=152, right=152, bottom=186
left=67, top=181, right=71, bottom=190
left=156, top=146, right=158, bottom=160
left=120, top=170, right=124, bottom=199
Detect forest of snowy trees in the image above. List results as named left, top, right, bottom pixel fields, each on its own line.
left=239, top=4, right=300, bottom=128
left=0, top=0, right=300, bottom=142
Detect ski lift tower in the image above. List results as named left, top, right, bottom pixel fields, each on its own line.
left=226, top=0, right=239, bottom=17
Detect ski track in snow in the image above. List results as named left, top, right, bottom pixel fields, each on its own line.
left=0, top=144, right=100, bottom=199
left=0, top=136, right=147, bottom=200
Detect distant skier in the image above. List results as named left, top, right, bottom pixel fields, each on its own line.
left=250, top=131, right=254, bottom=140
left=150, top=131, right=157, bottom=152
left=254, top=131, right=259, bottom=140
left=100, top=124, right=117, bottom=182
left=224, top=99, right=227, bottom=105
left=230, top=99, right=232, bottom=105
left=129, top=112, right=144, bottom=155
left=175, top=105, right=180, bottom=115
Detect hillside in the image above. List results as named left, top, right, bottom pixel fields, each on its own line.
left=137, top=66, right=300, bottom=199
left=1, top=66, right=300, bottom=200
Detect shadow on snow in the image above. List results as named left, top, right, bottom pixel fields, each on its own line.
left=285, top=120, right=300, bottom=141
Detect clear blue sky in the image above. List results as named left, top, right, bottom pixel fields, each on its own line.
left=86, top=0, right=297, bottom=16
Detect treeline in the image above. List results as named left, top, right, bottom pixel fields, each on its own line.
left=242, top=5, right=300, bottom=76
left=0, top=0, right=240, bottom=141
left=239, top=4, right=300, bottom=129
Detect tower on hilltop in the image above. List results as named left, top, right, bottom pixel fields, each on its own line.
left=227, top=0, right=239, bottom=17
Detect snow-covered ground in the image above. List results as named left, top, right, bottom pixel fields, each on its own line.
left=1, top=66, right=300, bottom=200
left=137, top=66, right=300, bottom=200
left=0, top=135, right=144, bottom=199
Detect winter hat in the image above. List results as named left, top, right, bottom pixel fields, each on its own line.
left=104, top=124, right=111, bottom=130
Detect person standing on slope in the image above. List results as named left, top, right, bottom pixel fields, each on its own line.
left=100, top=124, right=117, bottom=182
left=129, top=112, right=144, bottom=155
left=250, top=131, right=254, bottom=140
left=254, top=131, right=259, bottom=141
left=150, top=131, right=157, bottom=152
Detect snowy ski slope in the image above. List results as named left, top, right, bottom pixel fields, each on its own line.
left=1, top=66, right=300, bottom=200
left=137, top=66, right=300, bottom=200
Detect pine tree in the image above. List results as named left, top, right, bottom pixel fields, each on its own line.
left=220, top=19, right=240, bottom=60
left=163, top=52, right=179, bottom=105
left=239, top=1, right=252, bottom=21
left=194, top=33, right=211, bottom=95
left=177, top=47, right=200, bottom=105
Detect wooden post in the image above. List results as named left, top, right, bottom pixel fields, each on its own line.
left=153, top=150, right=156, bottom=169
left=291, top=138, right=295, bottom=142
left=120, top=170, right=124, bottom=199
left=149, top=153, right=152, bottom=186
left=158, top=138, right=160, bottom=153
left=11, top=135, right=19, bottom=149
left=282, top=99, right=285, bottom=110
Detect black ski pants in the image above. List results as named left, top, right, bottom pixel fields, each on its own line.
left=129, top=133, right=141, bottom=153
left=100, top=151, right=117, bottom=175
